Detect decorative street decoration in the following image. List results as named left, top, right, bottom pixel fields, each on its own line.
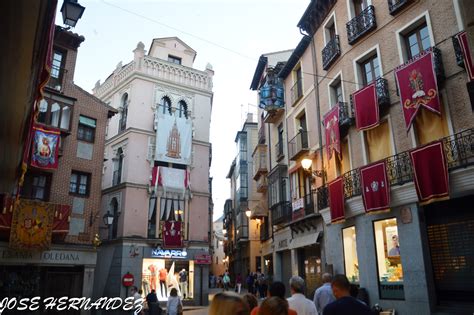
left=30, top=125, right=60, bottom=170
left=328, top=177, right=345, bottom=223
left=360, top=161, right=390, bottom=213
left=353, top=82, right=379, bottom=131
left=323, top=105, right=340, bottom=160
left=163, top=221, right=183, bottom=248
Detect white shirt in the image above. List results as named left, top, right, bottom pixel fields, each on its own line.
left=288, top=293, right=318, bottom=315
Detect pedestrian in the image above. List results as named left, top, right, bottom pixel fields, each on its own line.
left=178, top=269, right=188, bottom=299
left=236, top=273, right=242, bottom=294
left=247, top=273, right=255, bottom=294
left=166, top=288, right=183, bottom=315
left=209, top=292, right=250, bottom=315
left=250, top=281, right=297, bottom=315
left=258, top=273, right=267, bottom=299
left=130, top=286, right=144, bottom=315
left=313, top=273, right=336, bottom=315
left=287, top=276, right=317, bottom=315
left=223, top=272, right=231, bottom=291
left=242, top=293, right=258, bottom=313
left=146, top=289, right=161, bottom=315
left=322, top=274, right=375, bottom=315
left=259, top=296, right=289, bottom=315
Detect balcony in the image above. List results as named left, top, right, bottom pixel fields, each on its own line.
left=260, top=219, right=271, bottom=241
left=256, top=176, right=268, bottom=193
left=388, top=0, right=412, bottom=15
left=271, top=201, right=292, bottom=226
left=290, top=78, right=303, bottom=106
left=322, top=35, right=341, bottom=70
left=259, top=81, right=285, bottom=111
left=112, top=170, right=121, bottom=186
left=452, top=33, right=466, bottom=68
left=275, top=140, right=285, bottom=162
left=289, top=130, right=309, bottom=161
left=317, top=128, right=474, bottom=210
left=350, top=77, right=390, bottom=115
left=46, top=65, right=67, bottom=91
left=253, top=144, right=268, bottom=180
left=338, top=101, right=354, bottom=130
left=346, top=5, right=377, bottom=45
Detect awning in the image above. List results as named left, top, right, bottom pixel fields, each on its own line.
left=289, top=231, right=321, bottom=249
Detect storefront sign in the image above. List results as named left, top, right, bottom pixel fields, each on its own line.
left=380, top=283, right=405, bottom=300
left=151, top=248, right=187, bottom=259
left=122, top=273, right=134, bottom=287
left=278, top=239, right=288, bottom=249
left=0, top=247, right=96, bottom=265
left=195, top=254, right=211, bottom=264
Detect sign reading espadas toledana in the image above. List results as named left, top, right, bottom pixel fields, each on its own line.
left=122, top=273, right=134, bottom=287
left=195, top=254, right=212, bottom=264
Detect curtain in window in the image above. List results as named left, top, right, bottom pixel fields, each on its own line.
left=414, top=104, right=449, bottom=145
left=337, top=139, right=351, bottom=174
left=365, top=120, right=392, bottom=162
left=50, top=103, right=60, bottom=127
left=60, top=106, right=70, bottom=129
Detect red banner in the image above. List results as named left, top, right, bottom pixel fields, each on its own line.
left=353, top=83, right=379, bottom=131
left=456, top=31, right=474, bottom=81
left=31, top=125, right=60, bottom=170
left=163, top=221, right=182, bottom=248
left=395, top=50, right=441, bottom=130
left=324, top=105, right=340, bottom=160
left=0, top=195, right=13, bottom=239
left=360, top=161, right=390, bottom=213
left=52, top=204, right=71, bottom=241
left=410, top=141, right=449, bottom=205
left=328, top=177, right=345, bottom=223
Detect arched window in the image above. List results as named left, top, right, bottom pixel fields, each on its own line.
left=119, top=93, right=128, bottom=132
left=178, top=100, right=188, bottom=119
left=110, top=198, right=119, bottom=239
left=113, top=148, right=123, bottom=186
left=160, top=96, right=172, bottom=115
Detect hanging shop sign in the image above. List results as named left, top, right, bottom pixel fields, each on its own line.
left=195, top=254, right=212, bottom=265
left=151, top=248, right=187, bottom=259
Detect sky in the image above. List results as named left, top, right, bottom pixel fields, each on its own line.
left=56, top=0, right=309, bottom=221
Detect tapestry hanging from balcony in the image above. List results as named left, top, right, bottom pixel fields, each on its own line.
left=155, top=108, right=192, bottom=165
left=30, top=124, right=60, bottom=170
left=0, top=194, right=13, bottom=239
left=353, top=83, right=379, bottom=131
left=455, top=31, right=474, bottom=81
left=395, top=49, right=441, bottom=130
left=9, top=199, right=55, bottom=250
left=409, top=141, right=449, bottom=205
left=323, top=105, right=340, bottom=160
left=52, top=204, right=71, bottom=242
left=328, top=177, right=345, bottom=223
left=163, top=221, right=183, bottom=248
left=360, top=161, right=390, bottom=214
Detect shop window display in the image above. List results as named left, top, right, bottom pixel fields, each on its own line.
left=373, top=218, right=405, bottom=299
left=342, top=226, right=359, bottom=283
left=142, top=258, right=194, bottom=302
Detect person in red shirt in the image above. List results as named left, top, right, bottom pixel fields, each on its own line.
left=159, top=267, right=168, bottom=297
left=251, top=281, right=297, bottom=315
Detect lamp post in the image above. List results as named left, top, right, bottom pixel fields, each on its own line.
left=301, top=157, right=326, bottom=181
left=245, top=209, right=251, bottom=218
left=103, top=211, right=114, bottom=240
left=60, top=0, right=86, bottom=28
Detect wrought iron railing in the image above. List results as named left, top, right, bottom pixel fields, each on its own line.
left=322, top=35, right=341, bottom=70
left=317, top=128, right=474, bottom=210
left=303, top=191, right=315, bottom=216
left=346, top=5, right=377, bottom=45
left=289, top=130, right=309, bottom=160
left=291, top=78, right=303, bottom=106
left=452, top=34, right=466, bottom=68
left=271, top=201, right=292, bottom=225
left=431, top=46, right=445, bottom=85
left=275, top=140, right=284, bottom=161
left=350, top=77, right=390, bottom=117
left=112, top=170, right=121, bottom=186
left=388, top=0, right=412, bottom=15
left=338, top=102, right=353, bottom=128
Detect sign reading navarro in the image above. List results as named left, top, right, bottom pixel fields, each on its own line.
left=151, top=248, right=187, bottom=259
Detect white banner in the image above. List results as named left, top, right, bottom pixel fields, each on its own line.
left=160, top=167, right=185, bottom=192
left=155, top=111, right=192, bottom=165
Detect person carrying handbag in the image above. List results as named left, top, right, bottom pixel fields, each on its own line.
left=166, top=288, right=183, bottom=315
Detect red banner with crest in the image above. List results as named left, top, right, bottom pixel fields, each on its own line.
left=328, top=177, right=345, bottom=223
left=353, top=83, right=379, bottom=131
left=395, top=50, right=441, bottom=130
left=410, top=141, right=449, bottom=205
left=31, top=125, right=60, bottom=170
left=360, top=161, right=390, bottom=213
left=163, top=221, right=182, bottom=248
left=324, top=105, right=340, bottom=160
left=456, top=31, right=474, bottom=81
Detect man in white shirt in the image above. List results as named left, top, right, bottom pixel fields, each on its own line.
left=313, top=273, right=336, bottom=315
left=287, top=275, right=317, bottom=315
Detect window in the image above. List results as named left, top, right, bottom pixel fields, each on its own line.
left=37, top=99, right=72, bottom=130
left=404, top=23, right=431, bottom=59
left=373, top=218, right=405, bottom=299
left=295, top=66, right=303, bottom=99
left=178, top=100, right=188, bottom=119
left=160, top=96, right=172, bottom=115
left=353, top=0, right=368, bottom=16
left=326, top=22, right=336, bottom=43
left=69, top=171, right=91, bottom=196
left=330, top=78, right=344, bottom=106
left=51, top=50, right=65, bottom=79
left=119, top=93, right=128, bottom=132
left=21, top=173, right=51, bottom=201
left=360, top=55, right=381, bottom=85
left=113, top=148, right=124, bottom=186
left=277, top=124, right=284, bottom=157
left=343, top=226, right=359, bottom=283
left=298, top=113, right=309, bottom=148
left=168, top=55, right=182, bottom=65
left=77, top=115, right=96, bottom=143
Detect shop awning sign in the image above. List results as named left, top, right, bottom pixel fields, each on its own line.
left=151, top=248, right=187, bottom=259
left=195, top=254, right=212, bottom=264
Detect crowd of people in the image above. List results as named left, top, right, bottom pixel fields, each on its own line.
left=209, top=273, right=378, bottom=315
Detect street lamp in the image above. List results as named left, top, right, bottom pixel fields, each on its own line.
left=102, top=211, right=114, bottom=240
left=60, top=0, right=86, bottom=28
left=245, top=209, right=251, bottom=218
left=222, top=228, right=227, bottom=234
left=301, top=157, right=326, bottom=180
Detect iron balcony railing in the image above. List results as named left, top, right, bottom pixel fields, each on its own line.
left=346, top=5, right=377, bottom=45
left=290, top=78, right=303, bottom=106
left=275, top=140, right=284, bottom=161
left=322, top=35, right=341, bottom=70
left=388, top=0, right=412, bottom=15
left=338, top=102, right=353, bottom=128
left=452, top=33, right=466, bottom=68
left=112, top=170, right=121, bottom=186
left=289, top=130, right=309, bottom=161
left=350, top=77, right=390, bottom=113
left=271, top=201, right=292, bottom=226
left=303, top=191, right=315, bottom=216
left=317, top=128, right=474, bottom=210
left=47, top=65, right=67, bottom=91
